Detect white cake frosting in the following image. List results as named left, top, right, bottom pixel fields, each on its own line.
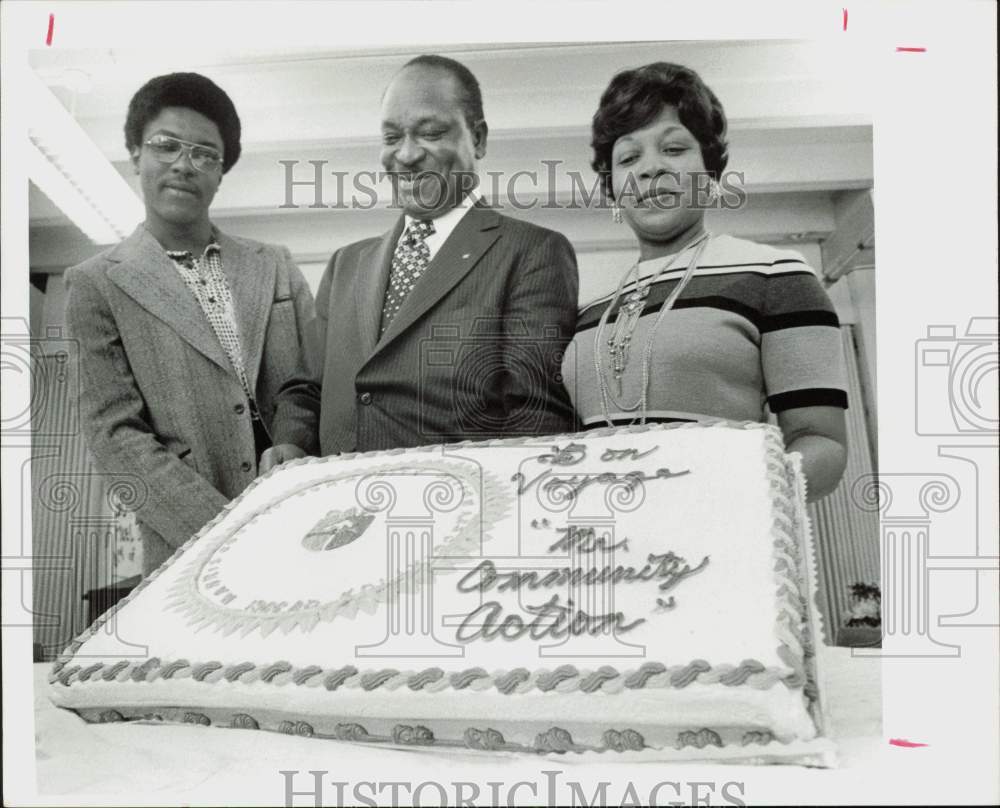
left=49, top=421, right=833, bottom=764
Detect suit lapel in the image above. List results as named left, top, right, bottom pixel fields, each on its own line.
left=106, top=226, right=230, bottom=372
left=356, top=218, right=404, bottom=355
left=376, top=204, right=501, bottom=351
left=218, top=232, right=274, bottom=393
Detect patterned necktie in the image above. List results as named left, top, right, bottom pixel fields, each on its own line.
left=380, top=219, right=435, bottom=336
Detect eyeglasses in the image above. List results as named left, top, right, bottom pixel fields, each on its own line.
left=143, top=134, right=223, bottom=173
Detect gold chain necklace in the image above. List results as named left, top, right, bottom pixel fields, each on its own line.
left=594, top=233, right=712, bottom=426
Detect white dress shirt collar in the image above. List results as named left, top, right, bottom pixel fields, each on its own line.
left=402, top=187, right=481, bottom=262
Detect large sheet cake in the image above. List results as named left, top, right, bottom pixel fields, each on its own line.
left=50, top=421, right=834, bottom=765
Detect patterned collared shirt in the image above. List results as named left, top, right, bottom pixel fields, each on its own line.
left=166, top=238, right=254, bottom=409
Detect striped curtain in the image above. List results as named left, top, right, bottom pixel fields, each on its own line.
left=806, top=326, right=881, bottom=644
left=31, top=351, right=142, bottom=661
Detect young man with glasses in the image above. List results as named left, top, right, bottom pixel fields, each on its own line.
left=65, top=72, right=317, bottom=576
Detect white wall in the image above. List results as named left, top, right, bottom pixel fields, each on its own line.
left=294, top=226, right=828, bottom=306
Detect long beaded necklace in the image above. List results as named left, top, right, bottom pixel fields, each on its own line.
left=594, top=232, right=712, bottom=426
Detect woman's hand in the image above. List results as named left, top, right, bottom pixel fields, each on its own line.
left=777, top=406, right=848, bottom=501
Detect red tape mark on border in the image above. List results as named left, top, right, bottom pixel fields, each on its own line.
left=842, top=8, right=848, bottom=32
left=889, top=738, right=929, bottom=748
left=896, top=47, right=927, bottom=53
left=45, top=13, right=54, bottom=46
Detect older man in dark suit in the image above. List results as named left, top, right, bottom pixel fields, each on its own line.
left=66, top=73, right=316, bottom=575
left=263, top=55, right=578, bottom=464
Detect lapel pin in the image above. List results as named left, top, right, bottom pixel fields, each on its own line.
left=461, top=253, right=470, bottom=259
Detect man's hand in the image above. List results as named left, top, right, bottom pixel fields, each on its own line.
left=259, top=443, right=307, bottom=474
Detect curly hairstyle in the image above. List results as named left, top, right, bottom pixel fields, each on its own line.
left=591, top=62, right=728, bottom=199
left=124, top=72, right=242, bottom=173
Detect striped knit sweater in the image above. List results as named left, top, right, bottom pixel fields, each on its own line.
left=562, top=234, right=849, bottom=427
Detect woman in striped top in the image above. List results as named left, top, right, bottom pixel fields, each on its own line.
left=561, top=62, right=849, bottom=500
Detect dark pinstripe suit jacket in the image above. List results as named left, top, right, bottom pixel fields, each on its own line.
left=274, top=203, right=579, bottom=455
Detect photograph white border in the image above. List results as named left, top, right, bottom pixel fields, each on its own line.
left=3, top=1, right=997, bottom=804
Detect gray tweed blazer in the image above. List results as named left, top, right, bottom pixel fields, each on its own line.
left=65, top=225, right=317, bottom=574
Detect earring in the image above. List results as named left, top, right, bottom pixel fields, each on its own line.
left=707, top=178, right=721, bottom=203
left=611, top=201, right=623, bottom=224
